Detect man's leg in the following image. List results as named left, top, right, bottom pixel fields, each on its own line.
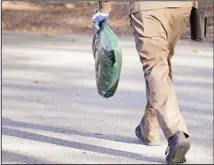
left=130, top=8, right=190, bottom=163
left=136, top=93, right=161, bottom=145
left=136, top=49, right=174, bottom=146
left=130, top=8, right=189, bottom=140
left=137, top=50, right=175, bottom=145
left=164, top=7, right=191, bottom=164
left=137, top=51, right=175, bottom=145
left=129, top=9, right=161, bottom=146
left=167, top=7, right=191, bottom=81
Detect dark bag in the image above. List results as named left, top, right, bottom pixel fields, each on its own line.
left=190, top=6, right=207, bottom=42
left=92, top=22, right=122, bottom=98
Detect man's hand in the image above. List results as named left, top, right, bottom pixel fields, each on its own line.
left=92, top=10, right=109, bottom=31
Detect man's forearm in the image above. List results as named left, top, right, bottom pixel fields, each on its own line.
left=99, top=1, right=112, bottom=13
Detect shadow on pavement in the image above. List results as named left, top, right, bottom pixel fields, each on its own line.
left=2, top=125, right=165, bottom=164
left=2, top=117, right=142, bottom=145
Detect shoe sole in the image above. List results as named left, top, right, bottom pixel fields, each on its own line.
left=167, top=142, right=190, bottom=164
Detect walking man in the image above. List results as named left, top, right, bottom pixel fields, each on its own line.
left=92, top=1, right=193, bottom=164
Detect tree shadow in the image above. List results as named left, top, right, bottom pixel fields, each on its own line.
left=2, top=117, right=143, bottom=145
left=2, top=126, right=165, bottom=164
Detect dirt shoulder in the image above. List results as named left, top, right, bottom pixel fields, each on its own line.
left=2, top=2, right=131, bottom=36
left=2, top=2, right=213, bottom=42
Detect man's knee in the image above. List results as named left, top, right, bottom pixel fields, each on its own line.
left=144, top=59, right=171, bottom=108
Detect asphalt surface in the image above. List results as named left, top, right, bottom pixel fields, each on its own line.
left=2, top=31, right=213, bottom=164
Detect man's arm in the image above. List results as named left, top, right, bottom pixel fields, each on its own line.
left=99, top=1, right=112, bottom=13
left=92, top=1, right=111, bottom=31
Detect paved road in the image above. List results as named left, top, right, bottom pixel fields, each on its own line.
left=2, top=31, right=213, bottom=164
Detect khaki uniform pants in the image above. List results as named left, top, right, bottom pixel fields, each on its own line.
left=130, top=7, right=191, bottom=141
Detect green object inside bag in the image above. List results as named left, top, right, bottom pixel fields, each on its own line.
left=92, top=22, right=122, bottom=98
